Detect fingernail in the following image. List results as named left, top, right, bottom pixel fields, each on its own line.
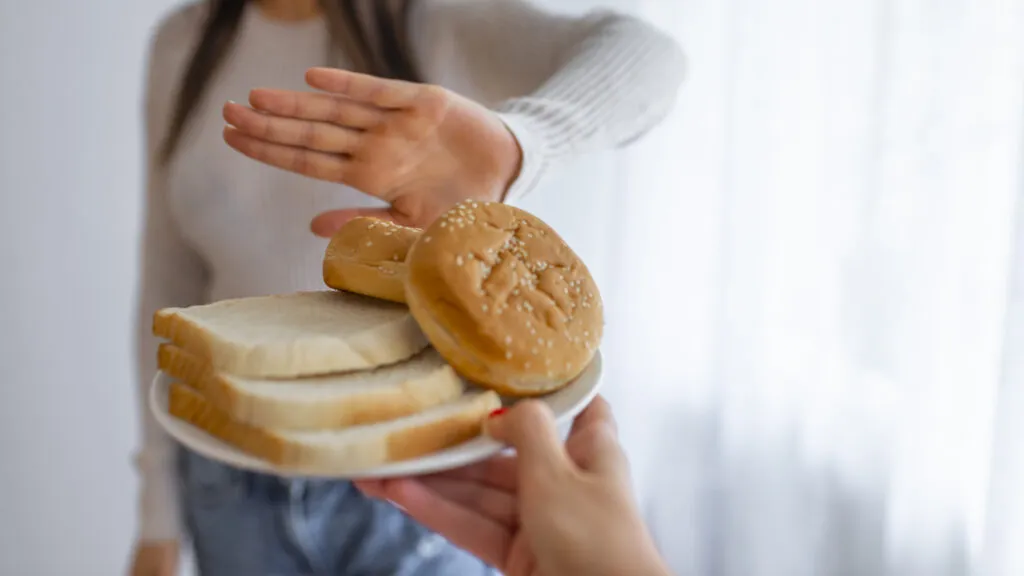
left=488, top=408, right=507, bottom=419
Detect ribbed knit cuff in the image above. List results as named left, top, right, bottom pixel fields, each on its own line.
left=495, top=108, right=552, bottom=204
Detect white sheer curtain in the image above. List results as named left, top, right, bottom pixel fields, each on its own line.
left=568, top=0, right=1024, bottom=574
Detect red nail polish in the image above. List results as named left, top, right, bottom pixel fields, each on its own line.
left=488, top=408, right=507, bottom=418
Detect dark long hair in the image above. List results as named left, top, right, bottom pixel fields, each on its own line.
left=159, top=0, right=420, bottom=165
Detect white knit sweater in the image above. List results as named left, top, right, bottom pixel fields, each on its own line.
left=137, top=0, right=685, bottom=541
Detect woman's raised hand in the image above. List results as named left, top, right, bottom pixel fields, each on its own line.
left=222, top=68, right=522, bottom=235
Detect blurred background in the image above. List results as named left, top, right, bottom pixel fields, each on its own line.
left=1, top=0, right=1022, bottom=574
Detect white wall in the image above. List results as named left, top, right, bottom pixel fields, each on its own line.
left=0, top=0, right=180, bottom=573
left=0, top=1, right=617, bottom=574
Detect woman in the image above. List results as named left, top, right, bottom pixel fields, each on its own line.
left=357, top=396, right=675, bottom=576
left=131, top=0, right=683, bottom=574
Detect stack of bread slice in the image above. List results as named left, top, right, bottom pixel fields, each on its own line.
left=154, top=201, right=604, bottom=474
left=155, top=290, right=500, bottom=474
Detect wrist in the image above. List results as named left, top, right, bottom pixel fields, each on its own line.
left=490, top=123, right=523, bottom=203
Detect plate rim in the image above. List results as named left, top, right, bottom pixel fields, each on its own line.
left=149, top=351, right=603, bottom=479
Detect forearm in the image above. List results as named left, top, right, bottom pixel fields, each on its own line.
left=134, top=301, right=183, bottom=542
left=134, top=276, right=198, bottom=542
left=500, top=12, right=685, bottom=153
left=133, top=178, right=209, bottom=542
left=495, top=12, right=685, bottom=200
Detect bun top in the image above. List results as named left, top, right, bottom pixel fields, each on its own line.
left=324, top=217, right=421, bottom=264
left=406, top=200, right=603, bottom=389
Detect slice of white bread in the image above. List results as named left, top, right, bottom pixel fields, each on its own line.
left=159, top=344, right=465, bottom=430
left=153, top=291, right=428, bottom=378
left=168, top=382, right=502, bottom=473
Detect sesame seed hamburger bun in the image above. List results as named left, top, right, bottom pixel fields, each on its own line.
left=323, top=217, right=421, bottom=303
left=404, top=201, right=603, bottom=397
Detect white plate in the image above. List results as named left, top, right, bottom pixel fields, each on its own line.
left=150, top=352, right=603, bottom=479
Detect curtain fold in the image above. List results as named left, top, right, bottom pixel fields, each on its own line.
left=574, top=0, right=1024, bottom=574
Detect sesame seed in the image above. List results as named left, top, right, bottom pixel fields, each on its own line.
left=366, top=240, right=373, bottom=247
left=456, top=256, right=464, bottom=266
left=531, top=347, right=538, bottom=354
left=525, top=361, right=532, bottom=369
left=482, top=304, right=489, bottom=312
left=505, top=335, right=512, bottom=344
left=505, top=351, right=512, bottom=359
left=440, top=221, right=447, bottom=228
left=424, top=237, right=432, bottom=243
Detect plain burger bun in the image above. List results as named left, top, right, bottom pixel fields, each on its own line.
left=405, top=200, right=603, bottom=397
left=323, top=217, right=421, bottom=303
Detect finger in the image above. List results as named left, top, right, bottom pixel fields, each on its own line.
left=504, top=536, right=536, bottom=576
left=565, top=419, right=628, bottom=478
left=419, top=476, right=517, bottom=526
left=224, top=126, right=348, bottom=182
left=248, top=89, right=383, bottom=130
left=427, top=455, right=520, bottom=492
left=224, top=102, right=362, bottom=154
left=570, top=395, right=618, bottom=437
left=311, top=207, right=398, bottom=238
left=385, top=478, right=512, bottom=568
left=486, top=401, right=572, bottom=481
left=306, top=67, right=427, bottom=110
left=353, top=479, right=387, bottom=499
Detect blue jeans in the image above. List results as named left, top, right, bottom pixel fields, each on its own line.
left=177, top=448, right=495, bottom=575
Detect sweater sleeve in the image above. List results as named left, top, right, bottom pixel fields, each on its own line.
left=133, top=2, right=209, bottom=542
left=409, top=0, right=686, bottom=201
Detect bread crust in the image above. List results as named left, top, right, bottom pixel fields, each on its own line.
left=168, top=382, right=501, bottom=474
left=405, top=201, right=603, bottom=396
left=159, top=344, right=464, bottom=430
left=323, top=217, right=421, bottom=303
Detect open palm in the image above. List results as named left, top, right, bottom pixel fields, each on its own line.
left=222, top=68, right=523, bottom=236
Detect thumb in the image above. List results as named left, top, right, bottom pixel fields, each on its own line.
left=311, top=207, right=398, bottom=238
left=486, top=400, right=572, bottom=478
